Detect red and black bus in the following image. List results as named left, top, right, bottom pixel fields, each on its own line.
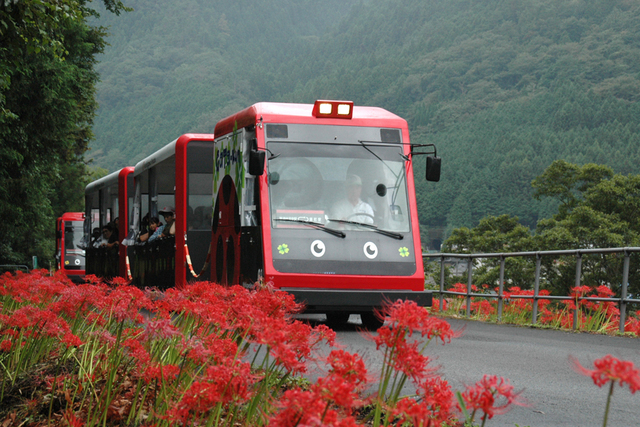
left=210, top=100, right=439, bottom=326
left=55, top=212, right=86, bottom=282
left=84, top=167, right=134, bottom=279
left=125, top=134, right=215, bottom=289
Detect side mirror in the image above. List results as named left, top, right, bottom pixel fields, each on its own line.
left=249, top=149, right=265, bottom=176
left=426, top=156, right=441, bottom=182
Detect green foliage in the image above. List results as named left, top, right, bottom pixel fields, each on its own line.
left=442, top=214, right=536, bottom=289
left=0, top=1, right=128, bottom=265
left=443, top=161, right=640, bottom=296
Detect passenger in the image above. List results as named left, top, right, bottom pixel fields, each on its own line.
left=91, top=228, right=102, bottom=248
left=330, top=174, right=374, bottom=224
left=149, top=207, right=176, bottom=242
left=100, top=224, right=119, bottom=249
left=139, top=217, right=160, bottom=242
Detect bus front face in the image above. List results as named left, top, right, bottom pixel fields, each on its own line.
left=63, top=219, right=86, bottom=273
left=265, top=123, right=419, bottom=289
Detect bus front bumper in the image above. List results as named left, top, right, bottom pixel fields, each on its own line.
left=280, top=288, right=432, bottom=313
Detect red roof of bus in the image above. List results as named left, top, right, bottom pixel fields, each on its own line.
left=60, top=212, right=84, bottom=222
left=214, top=102, right=407, bottom=137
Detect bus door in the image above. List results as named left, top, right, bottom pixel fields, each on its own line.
left=211, top=125, right=263, bottom=286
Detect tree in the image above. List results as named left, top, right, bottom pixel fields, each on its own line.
left=444, top=161, right=640, bottom=296
left=0, top=0, right=129, bottom=265
left=441, top=214, right=535, bottom=289
left=531, top=160, right=614, bottom=218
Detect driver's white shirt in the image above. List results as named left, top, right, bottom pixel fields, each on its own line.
left=331, top=199, right=374, bottom=224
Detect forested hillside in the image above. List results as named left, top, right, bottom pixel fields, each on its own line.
left=91, top=0, right=640, bottom=249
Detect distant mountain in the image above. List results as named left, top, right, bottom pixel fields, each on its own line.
left=90, top=0, right=640, bottom=248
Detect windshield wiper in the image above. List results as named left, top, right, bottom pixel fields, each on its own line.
left=274, top=218, right=346, bottom=238
left=327, top=219, right=404, bottom=240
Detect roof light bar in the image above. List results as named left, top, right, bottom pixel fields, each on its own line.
left=312, top=100, right=354, bottom=119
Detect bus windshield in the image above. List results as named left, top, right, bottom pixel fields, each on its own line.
left=268, top=142, right=411, bottom=234
left=65, top=221, right=86, bottom=269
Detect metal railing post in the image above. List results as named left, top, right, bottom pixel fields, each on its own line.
left=466, top=257, right=473, bottom=317
left=498, top=256, right=505, bottom=322
left=439, top=255, right=445, bottom=312
left=532, top=253, right=541, bottom=324
left=619, top=250, right=630, bottom=333
left=573, top=253, right=582, bottom=330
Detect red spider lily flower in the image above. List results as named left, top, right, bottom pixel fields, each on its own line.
left=0, top=339, right=12, bottom=352
left=459, top=375, right=526, bottom=421
left=595, top=285, right=615, bottom=298
left=144, top=363, right=181, bottom=382
left=109, top=276, right=131, bottom=286
left=470, top=300, right=496, bottom=318
left=369, top=300, right=457, bottom=390
left=166, top=358, right=256, bottom=423
left=326, top=350, right=368, bottom=386
left=392, top=375, right=456, bottom=426
left=392, top=398, right=431, bottom=427
left=419, top=375, right=457, bottom=424
left=392, top=339, right=433, bottom=382
left=83, top=274, right=102, bottom=284
left=251, top=317, right=313, bottom=374
left=310, top=350, right=370, bottom=409
left=625, top=313, right=640, bottom=336
left=268, top=389, right=327, bottom=426
left=314, top=374, right=363, bottom=409
left=378, top=299, right=459, bottom=344
left=51, top=282, right=110, bottom=319
left=570, top=285, right=592, bottom=306
left=308, top=323, right=337, bottom=348
left=449, top=283, right=467, bottom=294
left=5, top=306, right=73, bottom=339
left=430, top=298, right=447, bottom=312
left=269, top=388, right=360, bottom=427
left=100, top=285, right=155, bottom=323
left=571, top=354, right=640, bottom=393
left=62, top=332, right=83, bottom=347
left=588, top=285, right=620, bottom=318
left=182, top=334, right=240, bottom=365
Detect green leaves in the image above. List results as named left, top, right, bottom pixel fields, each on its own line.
left=0, top=1, right=128, bottom=265
left=444, top=161, right=640, bottom=295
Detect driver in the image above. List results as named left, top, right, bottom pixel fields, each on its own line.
left=330, top=174, right=374, bottom=224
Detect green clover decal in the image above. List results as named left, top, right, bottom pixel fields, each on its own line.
left=278, top=244, right=290, bottom=255
left=399, top=247, right=410, bottom=257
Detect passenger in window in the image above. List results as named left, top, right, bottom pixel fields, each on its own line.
left=101, top=224, right=119, bottom=249
left=139, top=217, right=160, bottom=242
left=330, top=174, right=374, bottom=224
left=149, top=207, right=175, bottom=242
left=91, top=228, right=102, bottom=248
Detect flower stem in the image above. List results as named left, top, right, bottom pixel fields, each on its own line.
left=603, top=381, right=614, bottom=427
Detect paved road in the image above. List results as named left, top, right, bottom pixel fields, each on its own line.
left=306, top=316, right=640, bottom=427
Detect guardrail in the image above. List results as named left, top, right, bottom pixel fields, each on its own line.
left=423, top=248, right=640, bottom=333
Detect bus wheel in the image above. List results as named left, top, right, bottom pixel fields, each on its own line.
left=360, top=312, right=384, bottom=331
left=325, top=312, right=350, bottom=327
